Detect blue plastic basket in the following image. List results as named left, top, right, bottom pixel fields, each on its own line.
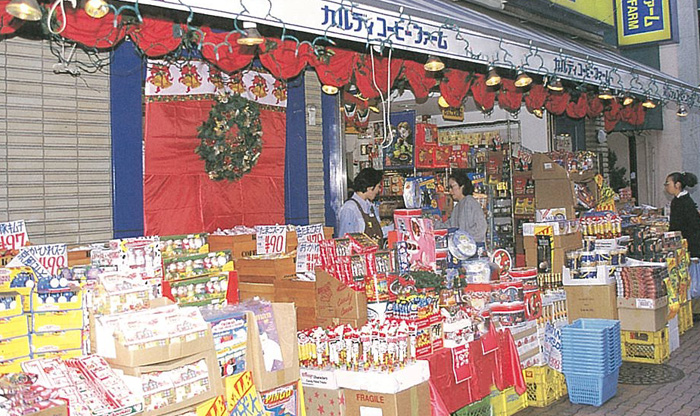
left=561, top=319, right=622, bottom=374
left=565, top=368, right=619, bottom=406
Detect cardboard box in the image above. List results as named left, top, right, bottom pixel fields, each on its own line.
left=275, top=280, right=317, bottom=331
left=29, top=404, right=68, bottom=416
left=208, top=234, right=257, bottom=259
left=108, top=328, right=214, bottom=368
left=239, top=282, right=275, bottom=302
left=524, top=232, right=582, bottom=274
left=563, top=265, right=618, bottom=286
left=304, top=387, right=345, bottom=416
left=114, top=349, right=224, bottom=416
left=315, top=269, right=367, bottom=321
left=316, top=316, right=366, bottom=328
left=245, top=303, right=300, bottom=392
left=565, top=283, right=618, bottom=322
left=344, top=381, right=430, bottom=416
left=235, top=257, right=296, bottom=284
left=535, top=208, right=569, bottom=222
left=532, top=153, right=569, bottom=180
left=535, top=179, right=576, bottom=219
left=67, top=245, right=91, bottom=267
left=617, top=297, right=668, bottom=332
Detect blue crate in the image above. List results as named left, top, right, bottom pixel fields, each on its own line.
left=565, top=368, right=619, bottom=406
left=562, top=319, right=620, bottom=340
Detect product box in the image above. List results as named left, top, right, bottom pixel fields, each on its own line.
left=617, top=296, right=669, bottom=332
left=208, top=234, right=258, bottom=259
left=0, top=314, right=29, bottom=339
left=315, top=269, right=367, bottom=321
left=315, top=316, right=366, bottom=328
left=524, top=232, right=582, bottom=274
left=236, top=256, right=296, bottom=284
left=115, top=349, right=224, bottom=416
left=239, top=282, right=275, bottom=301
left=30, top=329, right=83, bottom=354
left=244, top=303, right=300, bottom=393
left=0, top=354, right=30, bottom=374
left=300, top=368, right=338, bottom=390
left=0, top=335, right=30, bottom=360
left=67, top=245, right=92, bottom=267
left=532, top=153, right=568, bottom=180
left=535, top=208, right=569, bottom=222
left=304, top=386, right=345, bottom=416
left=344, top=381, right=430, bottom=416
left=31, top=310, right=83, bottom=332
left=565, top=283, right=618, bottom=322
left=274, top=279, right=317, bottom=331
left=562, top=265, right=618, bottom=286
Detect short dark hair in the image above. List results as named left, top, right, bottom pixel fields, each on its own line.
left=668, top=172, right=698, bottom=190
left=352, top=168, right=383, bottom=193
left=449, top=171, right=474, bottom=196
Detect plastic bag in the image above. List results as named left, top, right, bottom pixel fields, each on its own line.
left=690, top=259, right=700, bottom=299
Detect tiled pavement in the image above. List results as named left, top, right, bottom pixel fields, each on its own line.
left=518, top=320, right=700, bottom=416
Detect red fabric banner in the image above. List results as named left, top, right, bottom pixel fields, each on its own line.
left=129, top=16, right=183, bottom=57
left=143, top=98, right=285, bottom=235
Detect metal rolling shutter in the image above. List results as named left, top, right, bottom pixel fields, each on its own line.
left=304, top=71, right=326, bottom=225
left=0, top=38, right=113, bottom=244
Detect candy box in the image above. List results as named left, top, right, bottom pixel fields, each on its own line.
left=0, top=268, right=36, bottom=296
left=31, top=289, right=82, bottom=312
left=0, top=335, right=30, bottom=361
left=31, top=310, right=84, bottom=333
left=160, top=234, right=209, bottom=259
left=163, top=251, right=232, bottom=282
left=30, top=329, right=83, bottom=354
left=0, top=315, right=29, bottom=339
left=0, top=354, right=30, bottom=374
left=0, top=292, right=23, bottom=318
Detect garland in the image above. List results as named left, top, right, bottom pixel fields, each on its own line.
left=195, top=93, right=263, bottom=181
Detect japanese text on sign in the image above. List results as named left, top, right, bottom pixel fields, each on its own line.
left=451, top=343, right=471, bottom=384
left=321, top=5, right=449, bottom=49
left=296, top=242, right=321, bottom=274
left=9, top=250, right=51, bottom=280
left=256, top=225, right=287, bottom=255
left=0, top=220, right=27, bottom=252
left=16, top=244, right=67, bottom=276
left=295, top=224, right=324, bottom=244
left=543, top=322, right=563, bottom=372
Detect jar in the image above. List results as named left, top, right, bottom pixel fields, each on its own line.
left=490, top=302, right=526, bottom=327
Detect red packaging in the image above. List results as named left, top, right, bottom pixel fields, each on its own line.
left=416, top=146, right=435, bottom=169
left=433, top=146, right=451, bottom=168
left=365, top=252, right=377, bottom=276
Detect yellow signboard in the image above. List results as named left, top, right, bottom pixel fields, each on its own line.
left=550, top=0, right=615, bottom=25
left=615, top=0, right=673, bottom=46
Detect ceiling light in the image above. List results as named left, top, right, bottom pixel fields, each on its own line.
left=622, top=95, right=634, bottom=106
left=677, top=104, right=688, bottom=117
left=84, top=0, right=109, bottom=18
left=437, top=95, right=450, bottom=108
left=485, top=65, right=501, bottom=87
left=642, top=97, right=656, bottom=109
left=598, top=87, right=614, bottom=100
left=532, top=108, right=544, bottom=118
left=546, top=77, right=563, bottom=92
left=424, top=56, right=445, bottom=72
left=6, top=0, right=42, bottom=21
left=514, top=69, right=532, bottom=88
left=237, top=22, right=264, bottom=46
left=322, top=84, right=339, bottom=95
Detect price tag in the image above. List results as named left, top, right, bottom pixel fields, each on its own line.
left=0, top=220, right=28, bottom=252
left=542, top=322, right=563, bottom=372
left=451, top=343, right=471, bottom=384
left=7, top=244, right=67, bottom=278
left=295, top=224, right=324, bottom=244
left=255, top=226, right=287, bottom=255
left=296, top=242, right=320, bottom=274
left=636, top=298, right=655, bottom=309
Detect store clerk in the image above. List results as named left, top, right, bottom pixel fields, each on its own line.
left=435, top=171, right=488, bottom=245
left=337, top=168, right=386, bottom=242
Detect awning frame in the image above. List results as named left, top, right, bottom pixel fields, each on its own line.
left=125, top=0, right=700, bottom=107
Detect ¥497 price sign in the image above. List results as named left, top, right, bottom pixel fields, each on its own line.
left=255, top=225, right=287, bottom=255
left=0, top=220, right=28, bottom=252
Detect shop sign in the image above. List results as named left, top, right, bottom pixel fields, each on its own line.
left=224, top=371, right=268, bottom=416
left=0, top=220, right=27, bottom=252
left=441, top=105, right=464, bottom=122
left=255, top=225, right=287, bottom=255
left=616, top=0, right=674, bottom=46
left=8, top=244, right=67, bottom=277
left=550, top=0, right=614, bottom=25
left=296, top=242, right=320, bottom=275
left=451, top=343, right=471, bottom=383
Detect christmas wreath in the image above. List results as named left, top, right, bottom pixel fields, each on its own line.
left=195, top=93, right=263, bottom=181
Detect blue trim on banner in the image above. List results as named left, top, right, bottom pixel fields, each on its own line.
left=284, top=74, right=310, bottom=225
left=110, top=42, right=144, bottom=238
left=322, top=93, right=342, bottom=229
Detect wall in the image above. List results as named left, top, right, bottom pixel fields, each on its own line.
left=304, top=71, right=326, bottom=224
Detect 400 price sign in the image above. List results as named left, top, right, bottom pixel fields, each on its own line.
left=255, top=225, right=287, bottom=255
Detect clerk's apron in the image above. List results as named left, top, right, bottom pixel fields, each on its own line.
left=350, top=199, right=383, bottom=243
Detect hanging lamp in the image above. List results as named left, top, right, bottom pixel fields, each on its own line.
left=514, top=69, right=532, bottom=88
left=598, top=88, right=614, bottom=100
left=642, top=97, right=656, bottom=109
left=424, top=56, right=445, bottom=72
left=485, top=65, right=501, bottom=87
left=6, top=0, right=42, bottom=21
left=84, top=0, right=110, bottom=18
left=237, top=22, right=264, bottom=46
left=546, top=77, right=563, bottom=92
left=677, top=104, right=688, bottom=117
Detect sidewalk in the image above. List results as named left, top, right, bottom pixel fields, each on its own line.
left=518, top=320, right=700, bottom=416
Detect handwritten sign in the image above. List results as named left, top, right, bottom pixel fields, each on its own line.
left=224, top=371, right=268, bottom=416
left=542, top=323, right=562, bottom=372
left=451, top=343, right=471, bottom=384
left=296, top=242, right=320, bottom=275
left=8, top=244, right=67, bottom=277
left=255, top=226, right=287, bottom=255
left=0, top=220, right=27, bottom=252
left=295, top=224, right=325, bottom=244
left=7, top=250, right=51, bottom=280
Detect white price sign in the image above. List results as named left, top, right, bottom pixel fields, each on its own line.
left=543, top=322, right=563, bottom=372
left=7, top=244, right=67, bottom=277
left=255, top=225, right=287, bottom=255
left=296, top=242, right=320, bottom=274
left=0, top=220, right=28, bottom=252
left=295, top=224, right=325, bottom=243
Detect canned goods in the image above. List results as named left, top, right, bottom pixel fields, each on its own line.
left=579, top=267, right=597, bottom=280
left=434, top=229, right=449, bottom=250
left=566, top=251, right=580, bottom=269
left=579, top=251, right=597, bottom=267
left=490, top=302, right=526, bottom=326
left=595, top=250, right=612, bottom=266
